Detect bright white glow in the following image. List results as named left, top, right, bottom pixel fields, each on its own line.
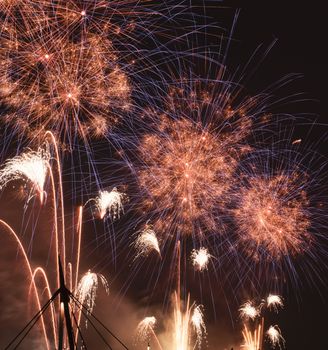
left=191, top=247, right=210, bottom=271
left=134, top=226, right=160, bottom=258
left=239, top=301, right=259, bottom=321
left=267, top=294, right=283, bottom=311
left=136, top=316, right=157, bottom=342
left=266, top=325, right=285, bottom=348
left=76, top=270, right=109, bottom=315
left=191, top=305, right=206, bottom=349
left=0, top=147, right=49, bottom=203
left=94, top=188, right=125, bottom=220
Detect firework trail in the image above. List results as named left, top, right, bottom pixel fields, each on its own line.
left=191, top=247, right=211, bottom=271
left=0, top=136, right=113, bottom=347
left=242, top=323, right=262, bottom=350
left=171, top=295, right=206, bottom=350
left=134, top=225, right=161, bottom=259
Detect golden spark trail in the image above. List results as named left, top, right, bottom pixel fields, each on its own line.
left=0, top=220, right=50, bottom=350
left=0, top=132, right=112, bottom=346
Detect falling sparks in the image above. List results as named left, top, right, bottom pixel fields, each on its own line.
left=134, top=226, right=161, bottom=258
left=191, top=247, right=211, bottom=271
left=266, top=325, right=285, bottom=348
left=136, top=316, right=157, bottom=342
left=76, top=270, right=109, bottom=315
left=191, top=305, right=206, bottom=349
left=267, top=294, right=284, bottom=312
left=94, top=188, right=125, bottom=220
left=239, top=301, right=259, bottom=321
left=0, top=147, right=49, bottom=203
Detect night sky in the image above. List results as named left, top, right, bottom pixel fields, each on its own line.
left=0, top=1, right=328, bottom=349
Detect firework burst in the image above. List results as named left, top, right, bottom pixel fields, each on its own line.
left=191, top=304, right=207, bottom=349
left=191, top=247, right=211, bottom=271
left=91, top=187, right=126, bottom=220
left=266, top=294, right=283, bottom=312
left=266, top=325, right=285, bottom=349
left=136, top=316, right=157, bottom=342
left=239, top=301, right=260, bottom=321
left=0, top=0, right=134, bottom=147
left=233, top=170, right=311, bottom=260
left=0, top=147, right=50, bottom=203
left=134, top=75, right=273, bottom=246
left=134, top=225, right=161, bottom=259
left=76, top=270, right=109, bottom=315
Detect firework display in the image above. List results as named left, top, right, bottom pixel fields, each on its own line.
left=240, top=295, right=285, bottom=350
left=0, top=1, right=325, bottom=349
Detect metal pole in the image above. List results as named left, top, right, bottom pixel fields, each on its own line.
left=58, top=256, right=75, bottom=350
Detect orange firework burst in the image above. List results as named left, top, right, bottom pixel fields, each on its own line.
left=0, top=0, right=154, bottom=147
left=234, top=172, right=311, bottom=260
left=137, top=81, right=260, bottom=240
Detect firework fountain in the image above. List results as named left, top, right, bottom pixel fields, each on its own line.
left=240, top=295, right=285, bottom=350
